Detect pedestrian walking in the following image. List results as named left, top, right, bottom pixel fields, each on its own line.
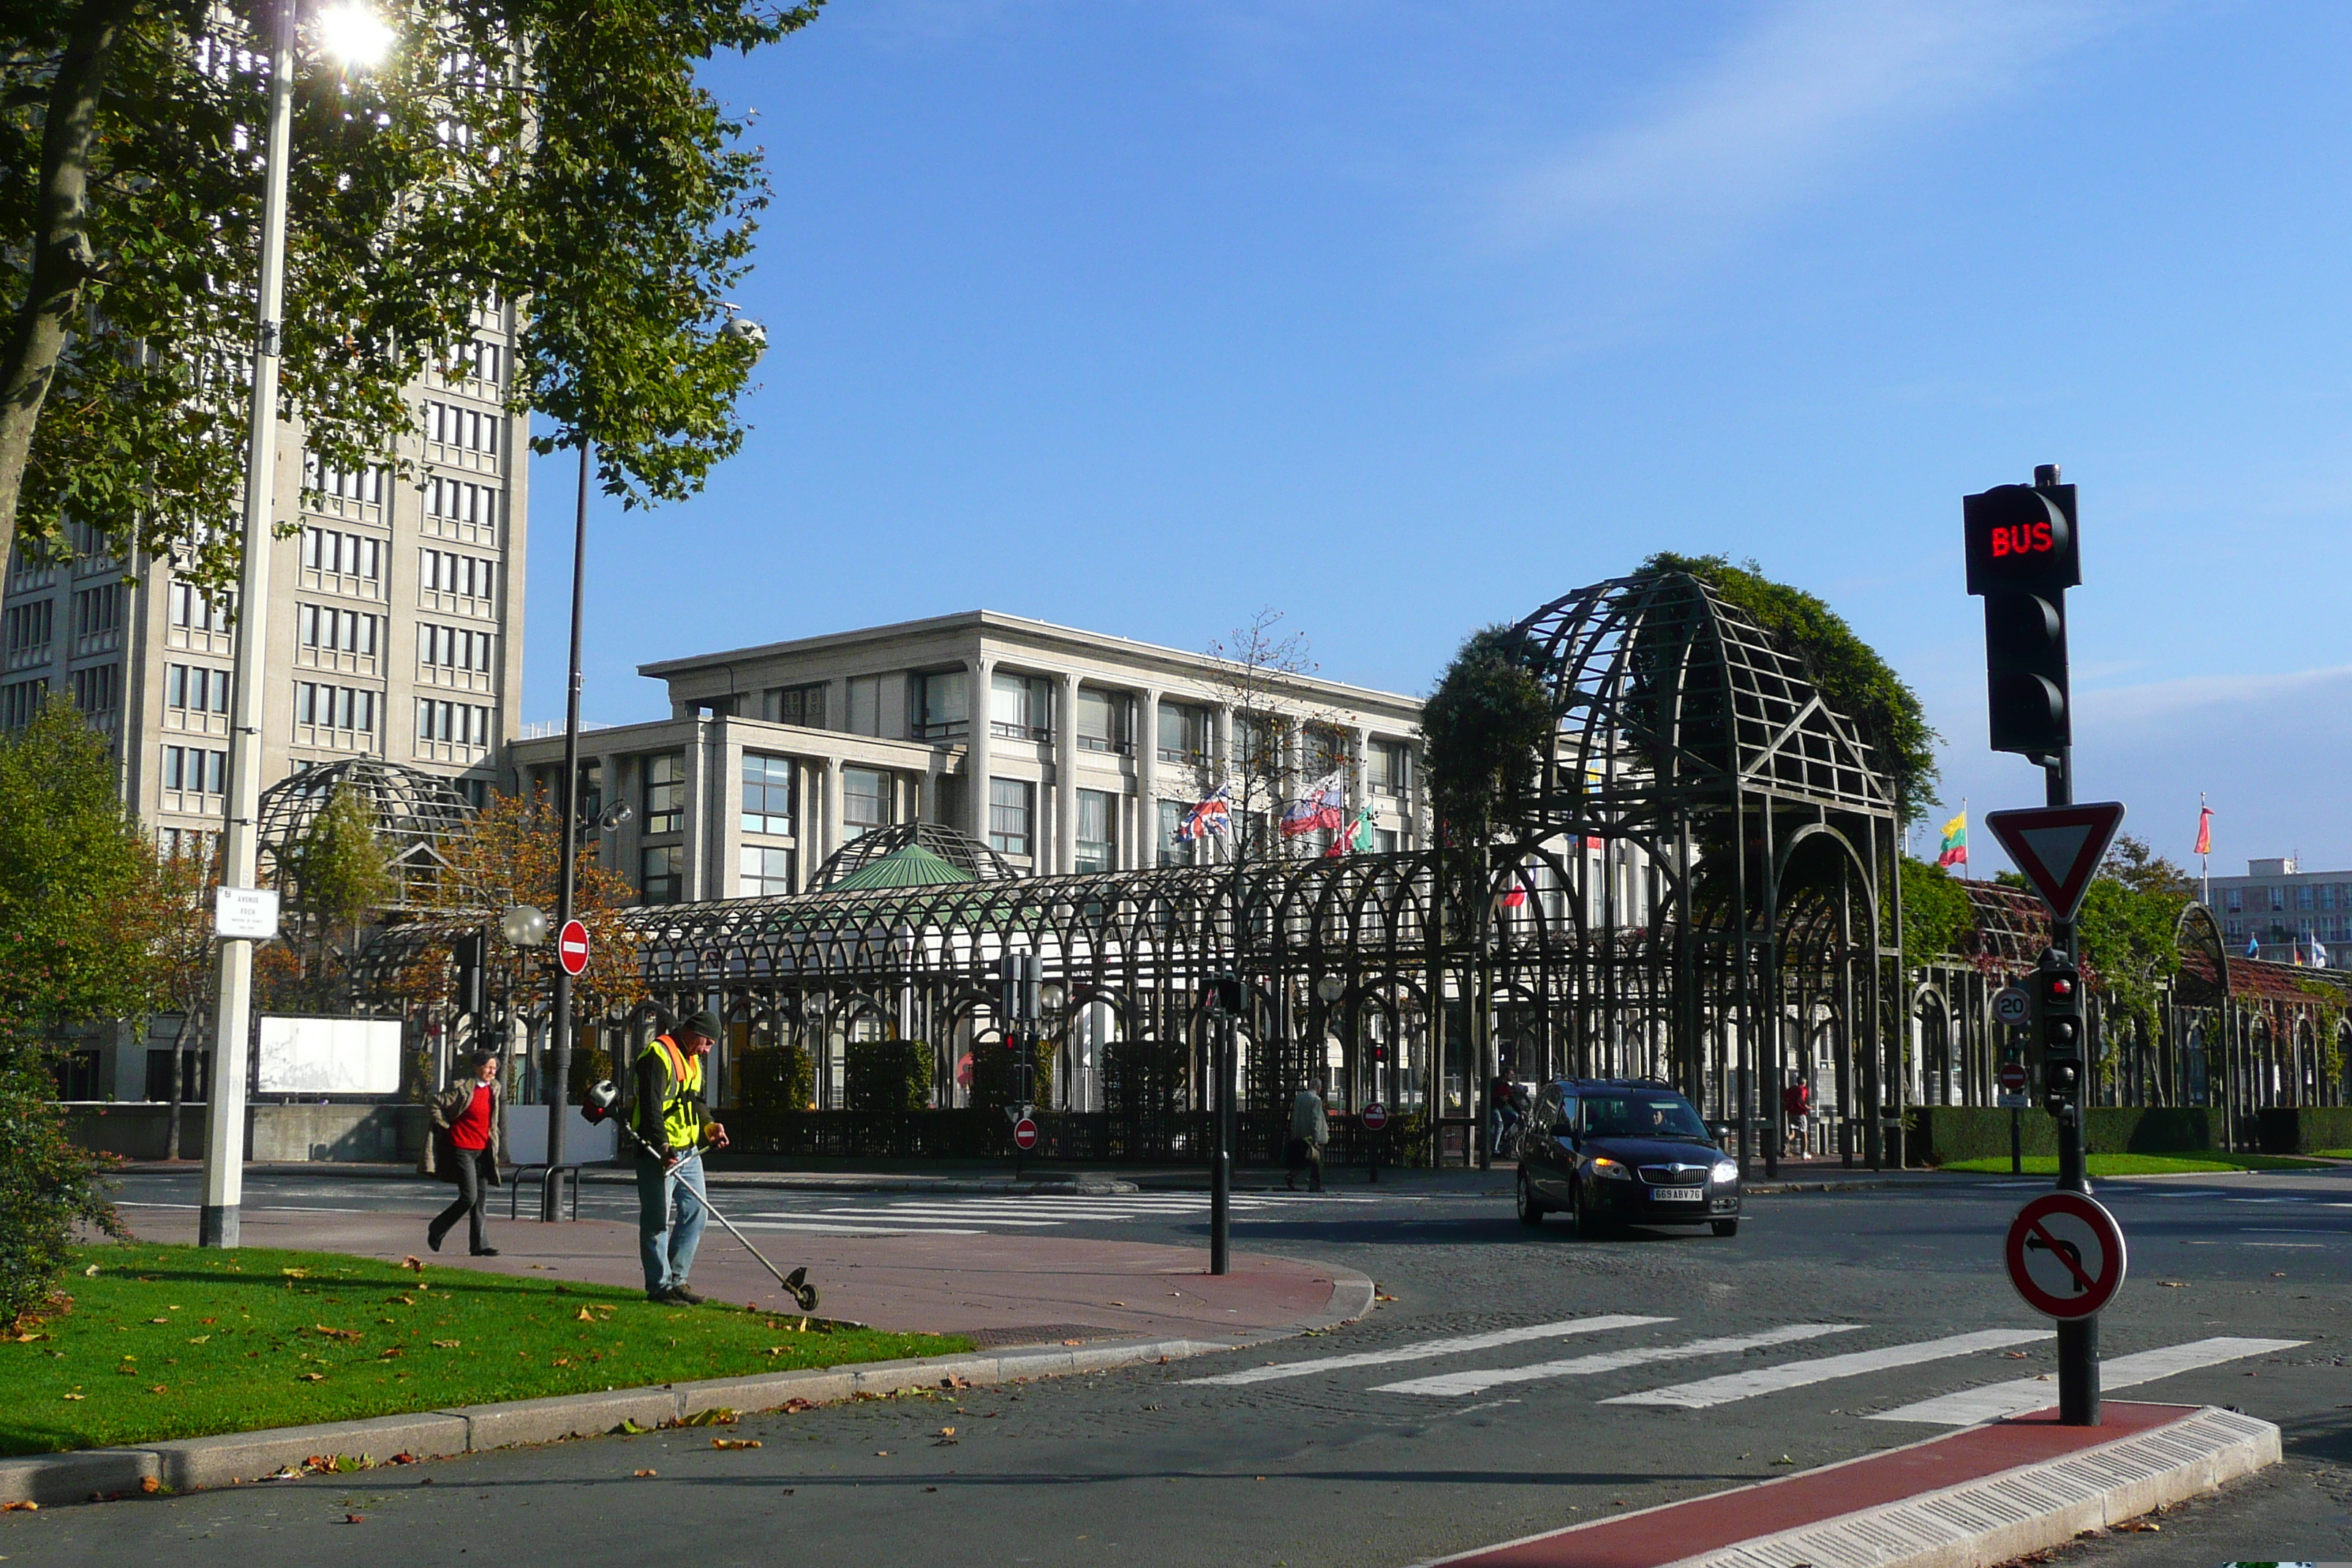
left=1286, top=1083, right=1328, bottom=1192
left=633, top=1010, right=730, bottom=1304
left=427, top=1049, right=503, bottom=1256
left=1782, top=1079, right=1812, bottom=1158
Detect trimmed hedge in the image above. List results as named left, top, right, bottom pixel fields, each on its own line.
left=844, top=1038, right=932, bottom=1112
left=2255, top=1106, right=2352, bottom=1155
left=1908, top=1105, right=2213, bottom=1166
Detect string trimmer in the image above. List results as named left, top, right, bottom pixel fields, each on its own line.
left=582, top=1079, right=820, bottom=1312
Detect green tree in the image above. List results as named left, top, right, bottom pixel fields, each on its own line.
left=1643, top=554, right=1940, bottom=825
left=1894, top=855, right=1974, bottom=963
left=0, top=696, right=154, bottom=1324
left=1, top=1, right=820, bottom=587
left=287, top=782, right=397, bottom=1009
left=1422, top=624, right=1553, bottom=852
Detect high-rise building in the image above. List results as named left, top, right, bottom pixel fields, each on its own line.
left=0, top=301, right=528, bottom=873
left=2207, top=857, right=2352, bottom=969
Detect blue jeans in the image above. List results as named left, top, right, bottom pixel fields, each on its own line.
left=636, top=1150, right=709, bottom=1296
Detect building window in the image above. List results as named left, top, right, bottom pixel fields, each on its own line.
left=302, top=604, right=385, bottom=659
left=742, top=753, right=795, bottom=835
left=641, top=845, right=684, bottom=905
left=1076, top=788, right=1115, bottom=872
left=301, top=454, right=385, bottom=505
left=67, top=663, right=118, bottom=715
left=419, top=549, right=495, bottom=602
left=1076, top=689, right=1128, bottom=753
left=1370, top=740, right=1411, bottom=797
left=763, top=682, right=826, bottom=728
left=1304, top=725, right=1348, bottom=777
left=163, top=744, right=227, bottom=795
left=298, top=682, right=378, bottom=739
left=1157, top=703, right=1207, bottom=764
left=168, top=583, right=231, bottom=631
left=738, top=844, right=794, bottom=898
left=991, top=671, right=1048, bottom=741
left=644, top=752, right=685, bottom=834
left=418, top=621, right=491, bottom=672
left=843, top=674, right=882, bottom=736
left=2223, top=887, right=2242, bottom=913
left=919, top=669, right=968, bottom=739
left=302, top=527, right=383, bottom=582
left=413, top=698, right=491, bottom=748
left=1373, top=827, right=1399, bottom=855
left=1, top=677, right=49, bottom=730
left=843, top=766, right=890, bottom=838
left=424, top=474, right=498, bottom=529
left=2298, top=884, right=2315, bottom=911
left=3, top=599, right=53, bottom=659
left=423, top=399, right=500, bottom=455
left=987, top=777, right=1033, bottom=856
left=1235, top=712, right=1283, bottom=773
left=71, top=583, right=123, bottom=644
left=1158, top=799, right=1193, bottom=867
left=2270, top=886, right=2285, bottom=913
left=166, top=663, right=232, bottom=715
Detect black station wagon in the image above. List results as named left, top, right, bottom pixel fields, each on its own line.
left=1513, top=1077, right=1742, bottom=1237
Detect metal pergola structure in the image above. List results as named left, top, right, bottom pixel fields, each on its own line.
left=257, top=758, right=472, bottom=908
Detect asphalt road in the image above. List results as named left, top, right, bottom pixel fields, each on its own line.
left=13, top=1166, right=2350, bottom=1567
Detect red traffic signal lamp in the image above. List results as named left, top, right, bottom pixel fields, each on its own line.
left=1965, top=476, right=2079, bottom=758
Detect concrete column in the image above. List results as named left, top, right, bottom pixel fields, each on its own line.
left=964, top=654, right=994, bottom=845
left=1136, top=687, right=1160, bottom=869
left=821, top=755, right=843, bottom=868
left=1054, top=671, right=1078, bottom=874
left=679, top=718, right=708, bottom=902
left=1349, top=725, right=1370, bottom=832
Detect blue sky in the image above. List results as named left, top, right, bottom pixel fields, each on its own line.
left=524, top=0, right=2352, bottom=875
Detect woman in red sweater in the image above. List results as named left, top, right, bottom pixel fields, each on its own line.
left=429, top=1049, right=504, bottom=1255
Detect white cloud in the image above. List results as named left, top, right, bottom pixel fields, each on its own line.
left=1496, top=0, right=2122, bottom=260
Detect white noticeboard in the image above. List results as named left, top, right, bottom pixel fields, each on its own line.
left=215, top=886, right=282, bottom=941
left=255, top=1016, right=403, bottom=1095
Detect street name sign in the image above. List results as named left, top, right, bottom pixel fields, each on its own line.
left=1993, top=986, right=2032, bottom=1028
left=1985, top=802, right=2127, bottom=922
left=214, top=886, right=281, bottom=941
left=1012, top=1116, right=1039, bottom=1151
left=557, top=918, right=590, bottom=977
left=2005, top=1191, right=2127, bottom=1319
left=1361, top=1102, right=1388, bottom=1132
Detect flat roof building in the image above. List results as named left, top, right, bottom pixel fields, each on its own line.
left=2207, top=857, right=2352, bottom=969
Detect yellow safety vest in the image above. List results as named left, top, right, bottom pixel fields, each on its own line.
left=638, top=1034, right=707, bottom=1153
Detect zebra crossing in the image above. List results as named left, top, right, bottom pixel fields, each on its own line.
left=728, top=1188, right=1387, bottom=1237
left=1181, top=1312, right=2303, bottom=1422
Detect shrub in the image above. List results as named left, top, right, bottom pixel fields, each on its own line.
left=0, top=1061, right=122, bottom=1327
left=845, top=1038, right=932, bottom=1112
left=738, top=1042, right=814, bottom=1114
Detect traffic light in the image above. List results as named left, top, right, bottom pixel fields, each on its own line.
left=451, top=930, right=487, bottom=1019
left=999, top=952, right=1039, bottom=1023
left=2035, top=949, right=2083, bottom=1111
left=1964, top=475, right=2079, bottom=757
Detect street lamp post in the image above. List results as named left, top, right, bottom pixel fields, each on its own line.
left=200, top=1, right=389, bottom=1248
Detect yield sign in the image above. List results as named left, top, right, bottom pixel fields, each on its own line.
left=1984, top=802, right=2126, bottom=922
left=557, top=918, right=590, bottom=978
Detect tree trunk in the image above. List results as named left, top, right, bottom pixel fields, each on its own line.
left=163, top=1005, right=196, bottom=1159
left=0, top=0, right=136, bottom=563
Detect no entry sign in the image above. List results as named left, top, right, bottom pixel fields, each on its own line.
left=557, top=918, right=590, bottom=978
left=2005, top=1191, right=2127, bottom=1319
left=1997, top=1063, right=2029, bottom=1094
left=1360, top=1102, right=1388, bottom=1132
left=1012, top=1116, right=1039, bottom=1150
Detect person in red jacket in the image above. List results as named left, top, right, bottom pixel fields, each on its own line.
left=429, top=1049, right=503, bottom=1256
left=1781, top=1079, right=1812, bottom=1158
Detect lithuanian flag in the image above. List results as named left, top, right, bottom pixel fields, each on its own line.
left=1936, top=810, right=1968, bottom=869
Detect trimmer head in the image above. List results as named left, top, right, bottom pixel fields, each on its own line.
left=581, top=1079, right=621, bottom=1123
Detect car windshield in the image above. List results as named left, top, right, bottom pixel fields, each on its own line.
left=1580, top=1094, right=1710, bottom=1141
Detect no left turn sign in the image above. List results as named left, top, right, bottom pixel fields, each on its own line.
left=2005, top=1191, right=2127, bottom=1319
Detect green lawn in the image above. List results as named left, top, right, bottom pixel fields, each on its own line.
left=3, top=1244, right=968, bottom=1457
left=1939, top=1152, right=2332, bottom=1175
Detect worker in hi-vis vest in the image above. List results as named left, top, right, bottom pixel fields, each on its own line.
left=632, top=1010, right=730, bottom=1303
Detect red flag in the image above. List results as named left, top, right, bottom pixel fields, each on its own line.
left=2193, top=806, right=2212, bottom=857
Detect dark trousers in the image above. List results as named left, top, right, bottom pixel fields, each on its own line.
left=431, top=1147, right=493, bottom=1252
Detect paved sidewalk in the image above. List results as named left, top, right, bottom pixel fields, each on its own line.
left=118, top=1203, right=1349, bottom=1346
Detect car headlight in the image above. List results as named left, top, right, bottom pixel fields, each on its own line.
left=1711, top=1161, right=1739, bottom=1185
left=1589, top=1157, right=1632, bottom=1180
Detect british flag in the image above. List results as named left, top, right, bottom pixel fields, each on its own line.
left=1175, top=784, right=1234, bottom=843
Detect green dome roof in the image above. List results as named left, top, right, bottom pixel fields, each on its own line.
left=823, top=841, right=978, bottom=892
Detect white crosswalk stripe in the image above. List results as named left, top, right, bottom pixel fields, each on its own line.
left=1601, top=1329, right=2043, bottom=1409
left=758, top=1191, right=1368, bottom=1235
left=1867, top=1336, right=2307, bottom=1425
left=1371, top=1323, right=1865, bottom=1398
left=731, top=1221, right=987, bottom=1236
left=1180, top=1316, right=1673, bottom=1387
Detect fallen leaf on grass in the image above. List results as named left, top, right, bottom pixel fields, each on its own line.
left=377, top=1347, right=404, bottom=1360
left=312, top=1324, right=363, bottom=1342
left=280, top=1269, right=309, bottom=1279
left=148, top=1316, right=169, bottom=1324
left=148, top=1384, right=167, bottom=1394
left=401, top=1257, right=424, bottom=1273
left=631, top=1469, right=657, bottom=1479
left=297, top=1373, right=326, bottom=1383
left=576, top=1308, right=597, bottom=1323
left=709, top=1439, right=761, bottom=1450
left=187, top=1335, right=210, bottom=1345
left=61, top=1392, right=84, bottom=1401
left=83, top=1264, right=99, bottom=1276
left=389, top=1295, right=415, bottom=1306
left=430, top=1340, right=461, bottom=1349
left=10, top=1330, right=48, bottom=1342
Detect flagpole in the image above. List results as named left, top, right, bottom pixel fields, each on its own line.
left=2199, top=792, right=2209, bottom=909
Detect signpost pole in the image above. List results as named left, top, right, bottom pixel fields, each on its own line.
left=2044, top=748, right=2099, bottom=1423
left=2010, top=1106, right=2022, bottom=1175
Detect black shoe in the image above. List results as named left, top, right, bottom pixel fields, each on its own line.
left=426, top=1223, right=447, bottom=1253
left=470, top=1246, right=500, bottom=1257
left=666, top=1282, right=706, bottom=1305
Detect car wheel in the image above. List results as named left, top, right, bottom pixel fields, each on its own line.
left=1516, top=1168, right=1547, bottom=1226
left=1574, top=1180, right=1605, bottom=1240
left=1711, top=1218, right=1739, bottom=1238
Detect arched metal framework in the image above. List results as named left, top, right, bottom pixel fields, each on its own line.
left=257, top=758, right=472, bottom=908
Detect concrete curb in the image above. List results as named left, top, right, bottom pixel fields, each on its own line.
left=1668, top=1404, right=2280, bottom=1568
left=0, top=1260, right=1376, bottom=1508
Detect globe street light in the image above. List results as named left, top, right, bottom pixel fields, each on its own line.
left=201, top=1, right=396, bottom=1249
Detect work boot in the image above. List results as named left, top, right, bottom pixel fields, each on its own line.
left=666, top=1282, right=706, bottom=1305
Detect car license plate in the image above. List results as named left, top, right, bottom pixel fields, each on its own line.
left=1650, top=1186, right=1702, bottom=1202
